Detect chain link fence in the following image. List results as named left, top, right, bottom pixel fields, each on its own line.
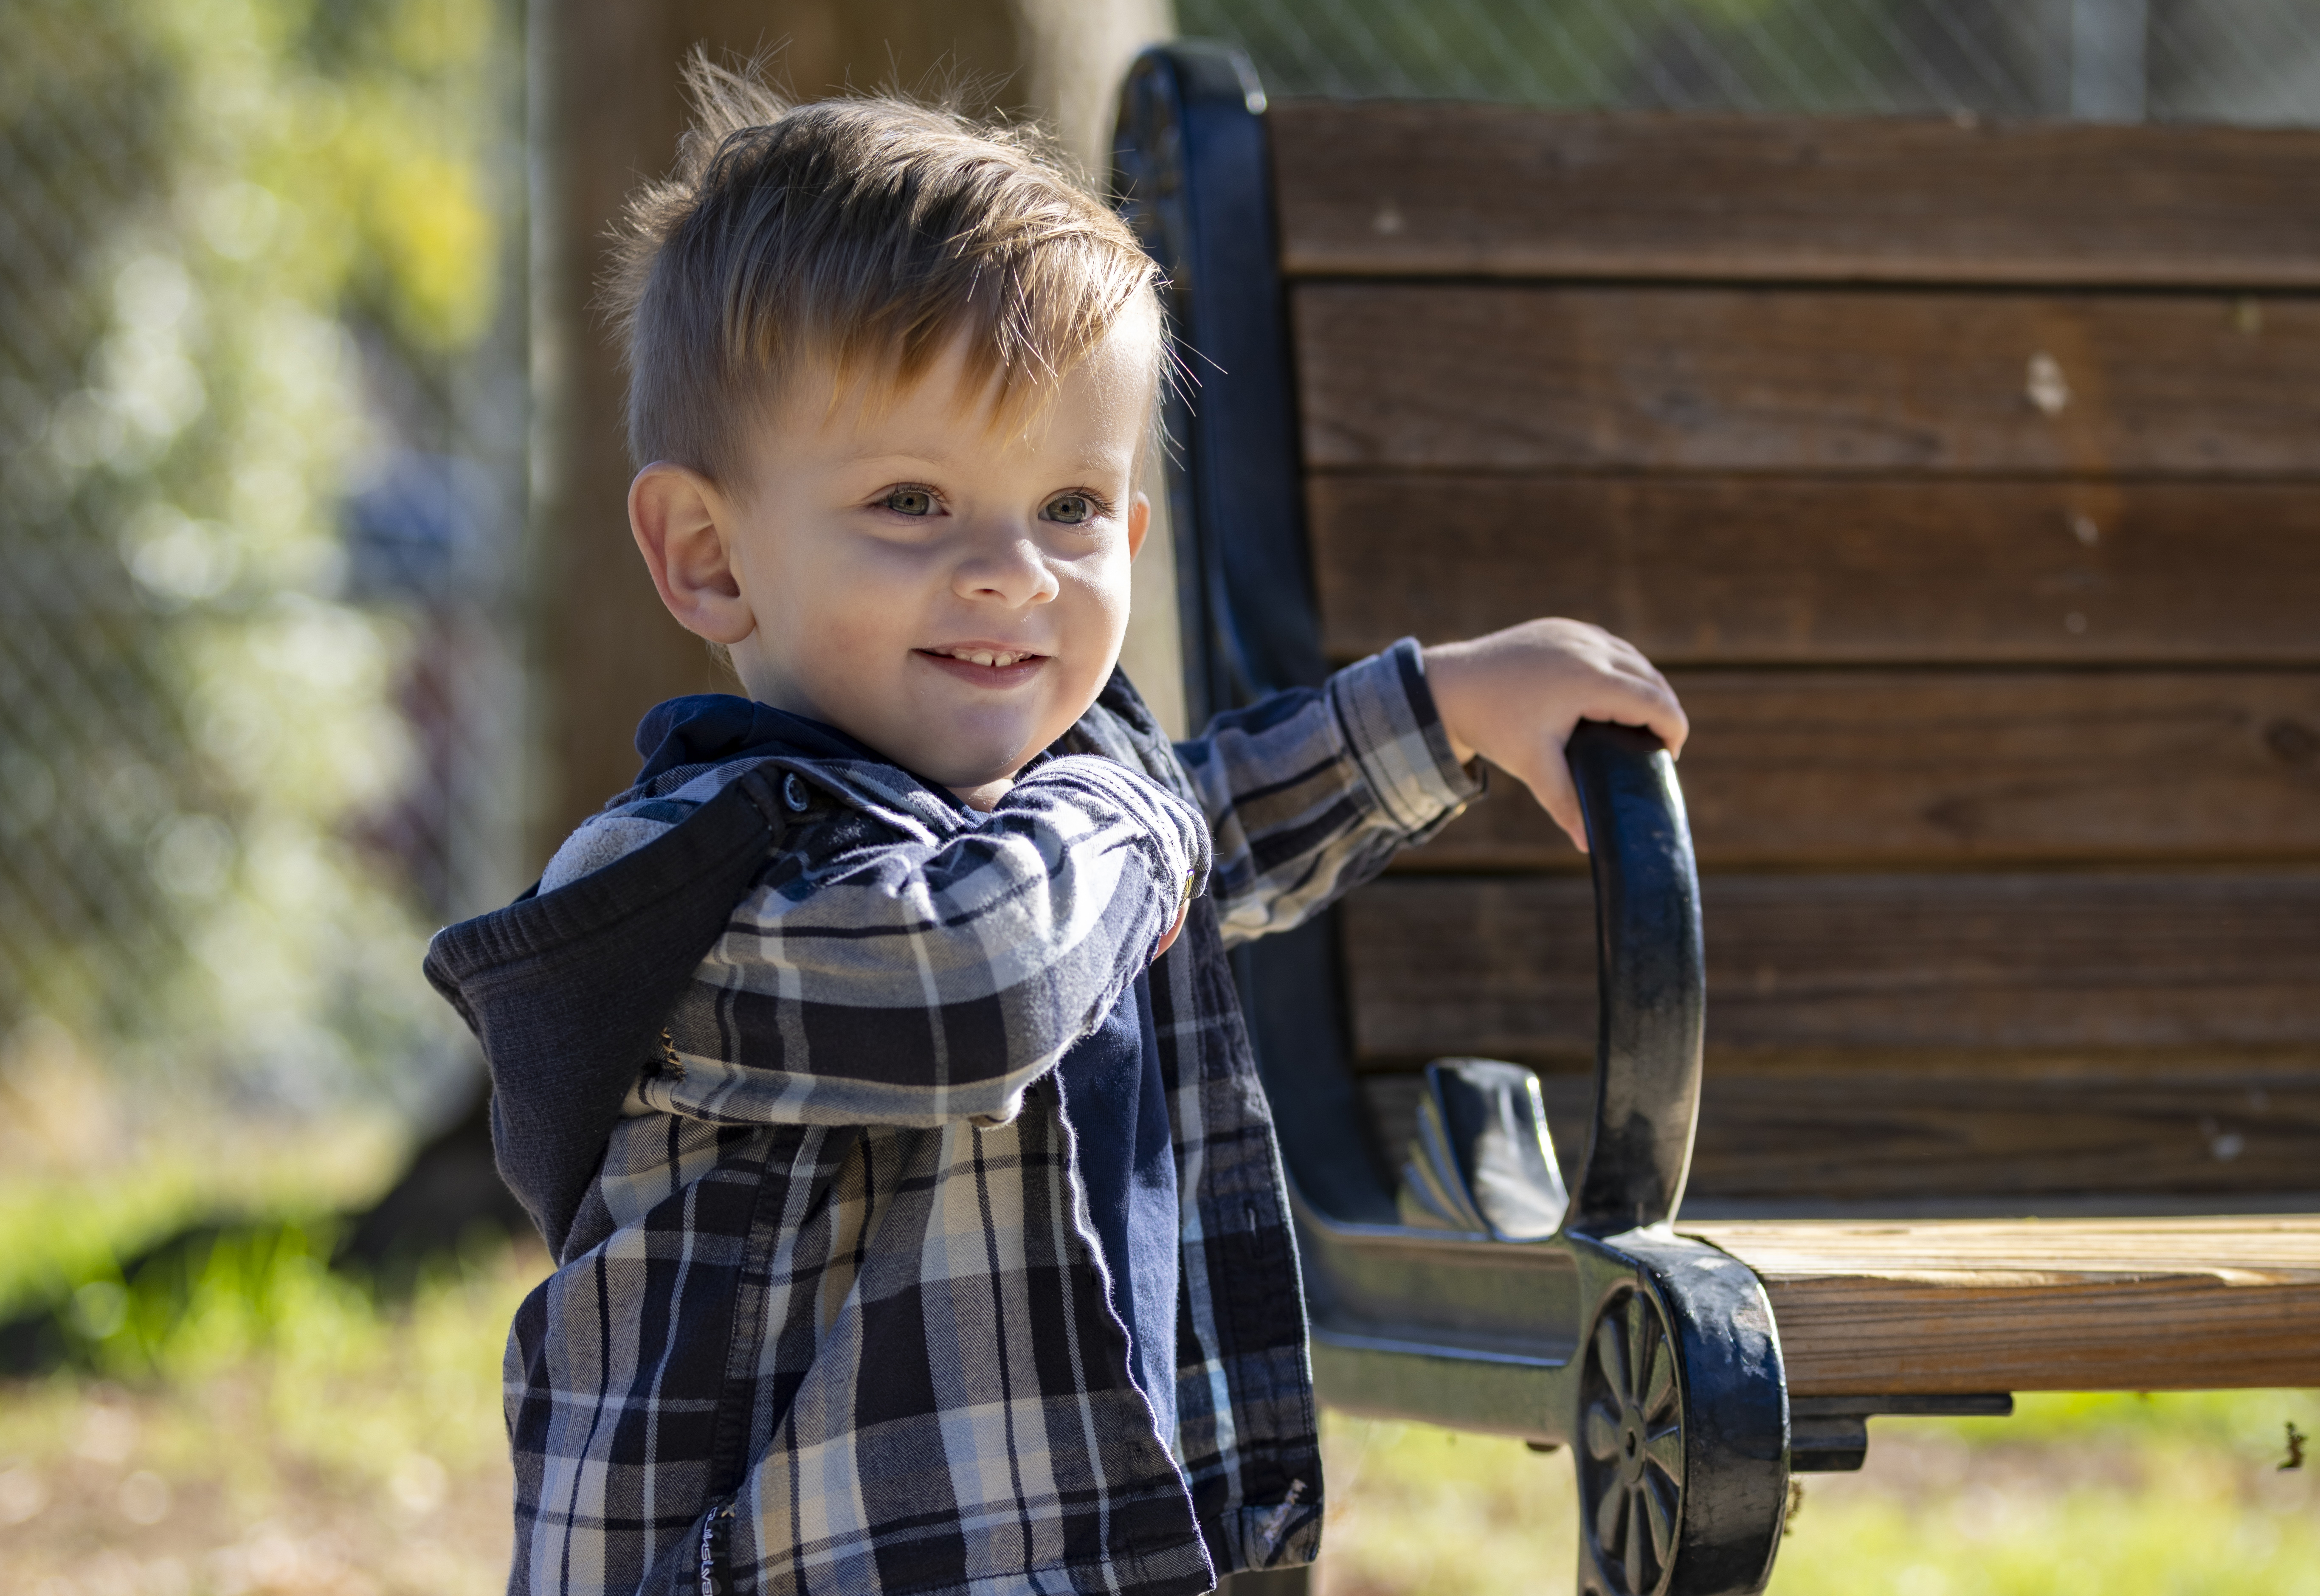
left=0, top=0, right=527, bottom=1132
left=1, top=5, right=180, bottom=1060
left=1177, top=0, right=2320, bottom=123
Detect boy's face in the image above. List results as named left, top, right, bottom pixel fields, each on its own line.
left=634, top=308, right=1157, bottom=807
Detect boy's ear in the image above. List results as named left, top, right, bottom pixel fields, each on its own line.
left=630, top=462, right=756, bottom=645
left=1125, top=491, right=1151, bottom=562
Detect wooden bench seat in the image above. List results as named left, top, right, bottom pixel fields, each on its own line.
left=1689, top=1216, right=2320, bottom=1395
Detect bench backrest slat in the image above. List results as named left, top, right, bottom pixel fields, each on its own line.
left=1296, top=286, right=2320, bottom=473
left=1401, top=670, right=2320, bottom=868
left=1271, top=104, right=2320, bottom=287
left=1309, top=479, right=2320, bottom=667
left=1350, top=874, right=2320, bottom=1057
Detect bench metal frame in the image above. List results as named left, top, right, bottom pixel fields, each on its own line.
left=1115, top=40, right=2012, bottom=1596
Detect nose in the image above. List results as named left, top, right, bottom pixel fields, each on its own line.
left=951, top=521, right=1060, bottom=608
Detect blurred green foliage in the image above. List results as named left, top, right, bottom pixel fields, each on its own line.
left=0, top=0, right=516, bottom=1127
left=0, top=1120, right=400, bottom=1341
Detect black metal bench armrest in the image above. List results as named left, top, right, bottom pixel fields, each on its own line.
left=1566, top=722, right=1707, bottom=1237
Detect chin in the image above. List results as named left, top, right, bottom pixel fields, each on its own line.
left=890, top=733, right=1014, bottom=790
left=926, top=720, right=1054, bottom=782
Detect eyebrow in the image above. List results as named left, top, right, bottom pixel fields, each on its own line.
left=842, top=437, right=1133, bottom=475
left=841, top=442, right=967, bottom=470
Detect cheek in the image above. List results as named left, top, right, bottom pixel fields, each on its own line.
left=762, top=533, right=940, bottom=655
left=1063, top=538, right=1136, bottom=633
left=1050, top=548, right=1134, bottom=712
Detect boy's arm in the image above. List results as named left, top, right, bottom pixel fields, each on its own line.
left=670, top=754, right=1208, bottom=1127
left=1175, top=622, right=1686, bottom=947
left=1174, top=638, right=1481, bottom=946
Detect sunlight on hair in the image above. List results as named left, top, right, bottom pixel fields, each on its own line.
left=603, top=51, right=1167, bottom=488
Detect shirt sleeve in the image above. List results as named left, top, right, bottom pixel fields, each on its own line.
left=651, top=753, right=1211, bottom=1129
left=1172, top=636, right=1484, bottom=948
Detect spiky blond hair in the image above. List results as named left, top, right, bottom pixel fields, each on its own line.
left=604, top=52, right=1163, bottom=486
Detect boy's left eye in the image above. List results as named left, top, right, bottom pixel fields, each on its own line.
left=1043, top=493, right=1095, bottom=525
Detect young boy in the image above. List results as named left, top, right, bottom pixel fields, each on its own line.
left=427, top=59, right=1684, bottom=1596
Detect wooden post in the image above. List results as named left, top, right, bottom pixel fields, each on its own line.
left=529, top=0, right=1175, bottom=859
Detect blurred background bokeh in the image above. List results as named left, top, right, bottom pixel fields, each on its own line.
left=2, top=1, right=2315, bottom=1592
left=3, top=0, right=523, bottom=1162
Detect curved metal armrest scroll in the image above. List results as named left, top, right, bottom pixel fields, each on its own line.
left=1562, top=721, right=1706, bottom=1237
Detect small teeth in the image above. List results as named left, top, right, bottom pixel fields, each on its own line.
left=942, top=648, right=1034, bottom=668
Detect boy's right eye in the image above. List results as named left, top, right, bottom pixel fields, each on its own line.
left=882, top=487, right=937, bottom=517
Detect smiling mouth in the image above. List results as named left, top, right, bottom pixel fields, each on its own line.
left=920, top=646, right=1047, bottom=671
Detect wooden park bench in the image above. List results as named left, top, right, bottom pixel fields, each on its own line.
left=1113, top=41, right=2320, bottom=1596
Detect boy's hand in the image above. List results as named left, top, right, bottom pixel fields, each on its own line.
left=1154, top=900, right=1188, bottom=962
left=1422, top=619, right=1687, bottom=855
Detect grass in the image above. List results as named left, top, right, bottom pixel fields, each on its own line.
left=1763, top=1394, right=2320, bottom=1596
left=0, top=1228, right=539, bottom=1595
left=0, top=1103, right=532, bottom=1594
left=1314, top=1393, right=2320, bottom=1596
left=0, top=1134, right=2312, bottom=1593
left=0, top=1098, right=405, bottom=1329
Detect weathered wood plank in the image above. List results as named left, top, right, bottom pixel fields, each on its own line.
left=1294, top=285, right=2320, bottom=475
left=1362, top=1065, right=2320, bottom=1206
left=1672, top=1072, right=2320, bottom=1205
left=1343, top=873, right=2320, bottom=1061
left=1402, top=673, right=2320, bottom=870
left=1271, top=104, right=2320, bottom=289
left=1308, top=476, right=2320, bottom=666
left=1687, top=1217, right=2320, bottom=1393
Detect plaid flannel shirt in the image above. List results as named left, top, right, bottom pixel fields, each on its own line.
left=427, top=639, right=1479, bottom=1596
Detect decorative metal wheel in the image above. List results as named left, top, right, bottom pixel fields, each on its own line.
left=1579, top=1284, right=1685, bottom=1596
